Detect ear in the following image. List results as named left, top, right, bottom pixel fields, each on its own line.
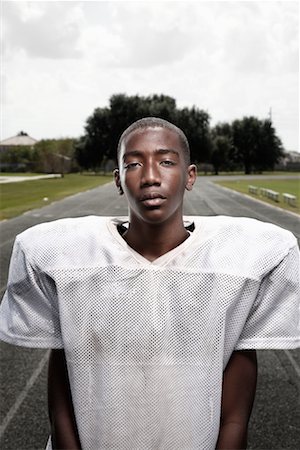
left=113, top=168, right=124, bottom=195
left=185, top=164, right=197, bottom=191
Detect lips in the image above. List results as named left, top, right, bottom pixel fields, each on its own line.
left=140, top=192, right=166, bottom=201
left=140, top=192, right=166, bottom=207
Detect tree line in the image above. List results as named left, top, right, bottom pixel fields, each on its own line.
left=1, top=93, right=284, bottom=175
left=1, top=138, right=77, bottom=174
left=75, top=93, right=283, bottom=175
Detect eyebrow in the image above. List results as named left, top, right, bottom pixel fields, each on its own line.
left=123, top=148, right=180, bottom=161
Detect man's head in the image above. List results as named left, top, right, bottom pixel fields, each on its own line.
left=114, top=117, right=196, bottom=225
left=117, top=117, right=191, bottom=167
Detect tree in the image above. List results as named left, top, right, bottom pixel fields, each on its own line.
left=211, top=136, right=232, bottom=175
left=75, top=107, right=112, bottom=170
left=33, top=138, right=76, bottom=174
left=253, top=119, right=284, bottom=171
left=232, top=117, right=284, bottom=174
left=175, top=107, right=211, bottom=163
left=0, top=146, right=34, bottom=172
left=108, top=94, right=143, bottom=160
left=108, top=93, right=178, bottom=161
left=232, top=117, right=258, bottom=174
left=74, top=94, right=179, bottom=170
left=210, top=122, right=238, bottom=173
left=75, top=94, right=210, bottom=170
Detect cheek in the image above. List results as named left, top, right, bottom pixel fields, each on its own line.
left=168, top=173, right=187, bottom=191
left=121, top=176, right=138, bottom=199
left=120, top=172, right=134, bottom=188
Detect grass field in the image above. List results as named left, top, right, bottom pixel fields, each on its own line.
left=0, top=174, right=112, bottom=220
left=215, top=178, right=300, bottom=214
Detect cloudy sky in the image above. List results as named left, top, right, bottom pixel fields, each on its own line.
left=1, top=0, right=299, bottom=151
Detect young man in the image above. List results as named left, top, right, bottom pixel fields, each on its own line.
left=0, top=117, right=299, bottom=450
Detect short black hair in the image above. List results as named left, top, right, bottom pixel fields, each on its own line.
left=117, top=117, right=191, bottom=165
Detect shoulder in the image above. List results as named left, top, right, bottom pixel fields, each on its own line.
left=17, top=215, right=108, bottom=244
left=186, top=215, right=298, bottom=278
left=215, top=215, right=294, bottom=244
left=15, top=216, right=113, bottom=269
left=189, top=215, right=296, bottom=246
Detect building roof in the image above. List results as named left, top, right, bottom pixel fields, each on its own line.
left=0, top=133, right=38, bottom=146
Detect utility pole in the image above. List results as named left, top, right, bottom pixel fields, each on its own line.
left=268, top=107, right=272, bottom=123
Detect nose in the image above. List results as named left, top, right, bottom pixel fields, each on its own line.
left=140, top=161, right=161, bottom=187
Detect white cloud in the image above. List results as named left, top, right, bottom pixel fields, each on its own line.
left=3, top=2, right=83, bottom=59
left=1, top=1, right=298, bottom=151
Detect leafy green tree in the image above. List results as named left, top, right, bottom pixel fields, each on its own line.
left=108, top=93, right=178, bottom=161
left=76, top=95, right=283, bottom=174
left=210, top=122, right=238, bottom=172
left=253, top=119, right=284, bottom=171
left=108, top=94, right=143, bottom=160
left=75, top=94, right=196, bottom=170
left=0, top=146, right=34, bottom=171
left=211, top=136, right=233, bottom=175
left=232, top=117, right=284, bottom=174
left=232, top=117, right=257, bottom=174
left=147, top=94, right=177, bottom=119
left=33, top=138, right=76, bottom=174
left=175, top=107, right=211, bottom=164
left=75, top=107, right=112, bottom=170
left=213, top=122, right=232, bottom=139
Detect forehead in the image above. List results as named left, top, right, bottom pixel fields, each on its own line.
left=122, top=127, right=182, bottom=153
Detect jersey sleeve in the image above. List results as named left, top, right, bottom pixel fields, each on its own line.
left=0, top=237, right=63, bottom=348
left=235, top=244, right=300, bottom=350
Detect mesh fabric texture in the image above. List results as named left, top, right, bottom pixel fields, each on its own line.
left=0, top=215, right=299, bottom=449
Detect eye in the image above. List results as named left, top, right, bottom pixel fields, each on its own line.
left=124, top=162, right=141, bottom=169
left=160, top=160, right=176, bottom=166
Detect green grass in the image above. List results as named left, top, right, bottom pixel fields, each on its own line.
left=0, top=174, right=112, bottom=220
left=215, top=178, right=300, bottom=214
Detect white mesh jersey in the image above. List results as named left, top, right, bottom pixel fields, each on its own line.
left=0, top=215, right=299, bottom=450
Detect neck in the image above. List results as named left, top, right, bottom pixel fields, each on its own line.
left=123, top=214, right=189, bottom=262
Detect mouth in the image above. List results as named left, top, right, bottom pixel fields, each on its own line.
left=140, top=192, right=166, bottom=201
left=140, top=192, right=166, bottom=207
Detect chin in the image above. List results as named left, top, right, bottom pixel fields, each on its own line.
left=135, top=208, right=177, bottom=225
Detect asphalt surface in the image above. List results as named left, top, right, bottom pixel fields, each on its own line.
left=0, top=175, right=299, bottom=450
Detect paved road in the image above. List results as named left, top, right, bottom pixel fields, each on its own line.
left=0, top=176, right=299, bottom=450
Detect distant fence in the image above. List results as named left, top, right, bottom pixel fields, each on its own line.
left=248, top=185, right=297, bottom=207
